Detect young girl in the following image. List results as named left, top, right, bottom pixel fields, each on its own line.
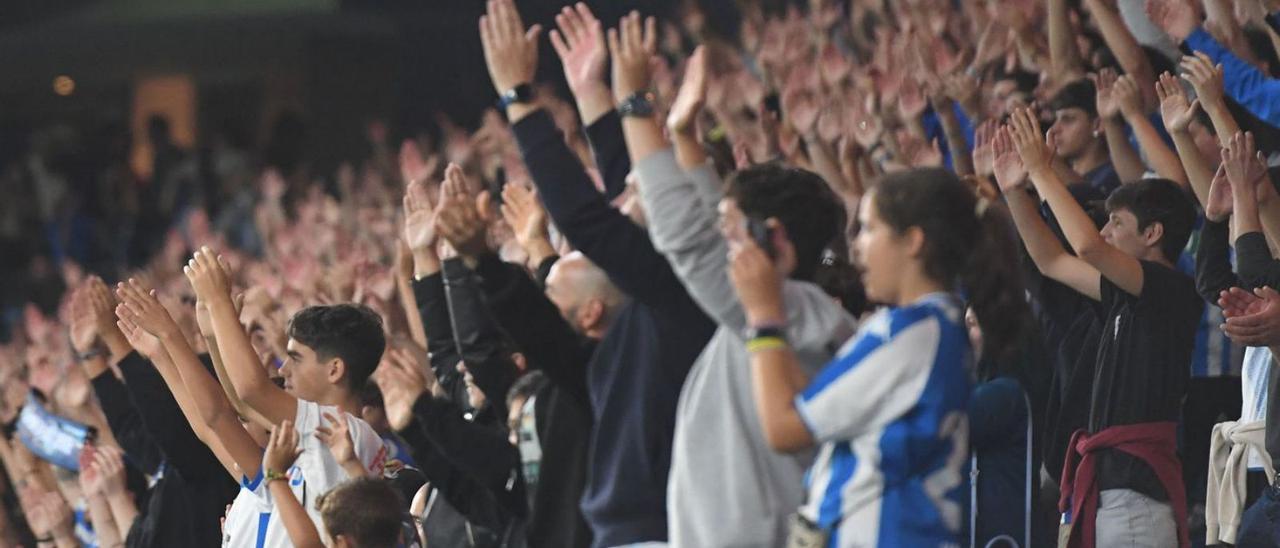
left=728, top=167, right=1024, bottom=546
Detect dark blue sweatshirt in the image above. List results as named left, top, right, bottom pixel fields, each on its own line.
left=510, top=109, right=716, bottom=547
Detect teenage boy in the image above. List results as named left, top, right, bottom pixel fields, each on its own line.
left=185, top=248, right=387, bottom=547
left=1002, top=109, right=1200, bottom=548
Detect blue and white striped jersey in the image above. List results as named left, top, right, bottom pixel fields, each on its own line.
left=795, top=293, right=970, bottom=548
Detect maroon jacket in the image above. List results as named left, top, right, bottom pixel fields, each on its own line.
left=1058, top=422, right=1188, bottom=548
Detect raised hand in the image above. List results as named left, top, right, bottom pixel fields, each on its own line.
left=972, top=120, right=998, bottom=178
left=499, top=183, right=550, bottom=252
left=1092, top=68, right=1122, bottom=120
left=115, top=278, right=182, bottom=341
left=993, top=126, right=1030, bottom=192
left=116, top=310, right=163, bottom=360
left=435, top=164, right=493, bottom=259
left=184, top=248, right=234, bottom=305
left=1222, top=131, right=1269, bottom=195
left=1156, top=71, right=1200, bottom=134
left=782, top=86, right=819, bottom=136
left=898, top=76, right=928, bottom=121
left=1205, top=164, right=1234, bottom=222
left=402, top=178, right=440, bottom=254
left=68, top=287, right=99, bottom=355
left=377, top=347, right=433, bottom=432
left=1112, top=74, right=1145, bottom=119
left=1146, top=0, right=1199, bottom=43
left=262, top=420, right=302, bottom=475
left=550, top=2, right=608, bottom=96
left=1180, top=53, right=1225, bottom=109
left=315, top=412, right=356, bottom=467
left=666, top=45, right=708, bottom=135
left=607, top=11, right=658, bottom=103
left=479, top=0, right=543, bottom=95
left=1008, top=107, right=1053, bottom=177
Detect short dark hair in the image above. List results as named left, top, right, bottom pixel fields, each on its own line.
left=724, top=163, right=845, bottom=281
left=287, top=304, right=386, bottom=392
left=1104, top=178, right=1197, bottom=262
left=1049, top=79, right=1098, bottom=119
left=317, top=477, right=404, bottom=548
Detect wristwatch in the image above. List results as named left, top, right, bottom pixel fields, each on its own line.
left=498, top=83, right=534, bottom=109
left=617, top=90, right=657, bottom=118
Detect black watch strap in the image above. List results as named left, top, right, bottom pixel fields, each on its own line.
left=617, top=90, right=657, bottom=118
left=499, top=83, right=534, bottom=109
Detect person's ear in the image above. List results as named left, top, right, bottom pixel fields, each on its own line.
left=326, top=357, right=346, bottom=386
left=332, top=534, right=354, bottom=548
left=1142, top=221, right=1165, bottom=249
left=580, top=299, right=604, bottom=332
left=902, top=225, right=926, bottom=258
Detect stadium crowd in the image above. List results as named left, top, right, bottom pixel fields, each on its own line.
left=7, top=0, right=1280, bottom=546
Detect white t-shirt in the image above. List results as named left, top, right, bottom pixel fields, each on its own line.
left=222, top=400, right=388, bottom=547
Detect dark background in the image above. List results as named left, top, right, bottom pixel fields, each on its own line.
left=0, top=0, right=744, bottom=175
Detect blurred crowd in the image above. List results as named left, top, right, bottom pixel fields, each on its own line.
left=6, top=0, right=1280, bottom=546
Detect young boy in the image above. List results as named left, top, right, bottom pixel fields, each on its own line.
left=1001, top=109, right=1201, bottom=547
left=186, top=248, right=387, bottom=547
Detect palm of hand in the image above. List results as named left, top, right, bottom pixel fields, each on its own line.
left=1096, top=87, right=1120, bottom=119
left=564, top=40, right=606, bottom=93
left=123, top=322, right=162, bottom=358
left=994, top=151, right=1028, bottom=191
left=973, top=142, right=995, bottom=175
left=69, top=315, right=96, bottom=353
left=1206, top=176, right=1234, bottom=221
left=1160, top=95, right=1195, bottom=132
left=404, top=208, right=437, bottom=251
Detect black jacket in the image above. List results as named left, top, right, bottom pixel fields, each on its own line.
left=91, top=352, right=238, bottom=547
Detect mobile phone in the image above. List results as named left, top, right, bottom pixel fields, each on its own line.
left=746, top=218, right=776, bottom=258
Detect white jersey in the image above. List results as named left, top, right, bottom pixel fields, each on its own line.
left=222, top=400, right=388, bottom=547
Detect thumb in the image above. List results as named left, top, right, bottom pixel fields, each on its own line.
left=526, top=24, right=543, bottom=43
left=476, top=190, right=494, bottom=221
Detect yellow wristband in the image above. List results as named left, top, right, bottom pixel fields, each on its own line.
left=746, top=336, right=789, bottom=353
left=265, top=469, right=288, bottom=483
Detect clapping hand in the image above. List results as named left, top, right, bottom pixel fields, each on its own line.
left=1205, top=164, right=1234, bottom=222
left=262, top=420, right=302, bottom=476
left=316, top=412, right=358, bottom=469
left=435, top=164, right=493, bottom=259
left=1008, top=107, right=1053, bottom=177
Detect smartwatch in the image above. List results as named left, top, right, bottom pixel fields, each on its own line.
left=617, top=90, right=657, bottom=118
left=498, top=83, right=534, bottom=109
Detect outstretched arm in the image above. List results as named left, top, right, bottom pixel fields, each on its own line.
left=993, top=125, right=1104, bottom=301
left=1011, top=108, right=1146, bottom=296
left=116, top=278, right=262, bottom=480
left=187, top=248, right=297, bottom=426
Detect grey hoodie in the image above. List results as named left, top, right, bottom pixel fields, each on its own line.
left=634, top=150, right=856, bottom=547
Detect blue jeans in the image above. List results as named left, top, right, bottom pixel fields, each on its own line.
left=1238, top=485, right=1280, bottom=547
